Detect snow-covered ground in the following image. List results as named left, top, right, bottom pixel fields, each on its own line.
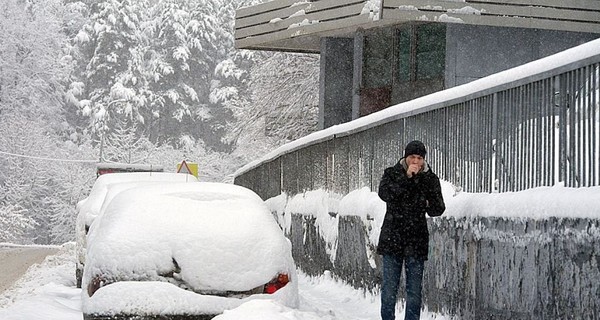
left=1, top=182, right=598, bottom=319
left=0, top=242, right=450, bottom=320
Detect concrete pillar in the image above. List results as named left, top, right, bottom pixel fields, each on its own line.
left=352, top=29, right=364, bottom=121
left=318, top=37, right=354, bottom=129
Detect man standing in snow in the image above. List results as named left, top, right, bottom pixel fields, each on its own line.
left=377, top=140, right=445, bottom=320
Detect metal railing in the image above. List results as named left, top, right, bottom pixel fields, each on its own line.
left=235, top=41, right=600, bottom=198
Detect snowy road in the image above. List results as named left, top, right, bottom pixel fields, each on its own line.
left=296, top=271, right=381, bottom=319
left=0, top=245, right=59, bottom=294
left=0, top=244, right=448, bottom=320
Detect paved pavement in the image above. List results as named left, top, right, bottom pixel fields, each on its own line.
left=0, top=245, right=59, bottom=294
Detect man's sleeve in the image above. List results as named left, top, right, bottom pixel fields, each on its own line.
left=426, top=176, right=446, bottom=217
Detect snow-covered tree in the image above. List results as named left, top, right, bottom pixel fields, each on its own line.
left=68, top=0, right=236, bottom=150
left=67, top=0, right=148, bottom=138
left=0, top=0, right=71, bottom=123
left=213, top=51, right=320, bottom=162
left=0, top=0, right=322, bottom=244
left=146, top=138, right=243, bottom=183
left=0, top=201, right=36, bottom=244
left=102, top=117, right=154, bottom=163
left=0, top=0, right=95, bottom=244
left=48, top=161, right=95, bottom=244
left=139, top=0, right=234, bottom=147
left=250, top=52, right=319, bottom=140
left=0, top=106, right=95, bottom=244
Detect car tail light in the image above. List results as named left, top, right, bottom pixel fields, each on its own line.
left=87, top=275, right=105, bottom=297
left=264, top=273, right=289, bottom=294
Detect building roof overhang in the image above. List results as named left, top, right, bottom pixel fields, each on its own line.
left=235, top=0, right=600, bottom=53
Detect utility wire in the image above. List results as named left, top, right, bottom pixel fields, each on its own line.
left=0, top=150, right=97, bottom=163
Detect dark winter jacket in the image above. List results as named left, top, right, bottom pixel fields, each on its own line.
left=376, top=159, right=445, bottom=260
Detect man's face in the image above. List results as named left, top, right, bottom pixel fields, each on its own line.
left=406, top=154, right=424, bottom=168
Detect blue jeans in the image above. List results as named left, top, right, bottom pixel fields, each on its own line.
left=381, top=255, right=425, bottom=320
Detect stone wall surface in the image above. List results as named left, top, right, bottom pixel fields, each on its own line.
left=288, top=213, right=600, bottom=320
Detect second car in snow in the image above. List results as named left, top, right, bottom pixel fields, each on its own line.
left=81, top=182, right=298, bottom=320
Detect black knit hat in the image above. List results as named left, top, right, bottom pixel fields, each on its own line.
left=403, top=140, right=427, bottom=158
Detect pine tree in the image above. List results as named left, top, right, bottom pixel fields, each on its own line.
left=0, top=200, right=36, bottom=244
left=67, top=0, right=238, bottom=151
left=103, top=117, right=154, bottom=163
left=141, top=0, right=233, bottom=148
left=67, top=0, right=148, bottom=138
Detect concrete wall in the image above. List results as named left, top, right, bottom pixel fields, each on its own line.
left=286, top=211, right=600, bottom=319
left=445, top=24, right=600, bottom=87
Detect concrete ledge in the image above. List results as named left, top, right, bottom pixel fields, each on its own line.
left=285, top=211, right=600, bottom=319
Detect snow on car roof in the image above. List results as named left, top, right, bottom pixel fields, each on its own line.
left=84, top=182, right=293, bottom=294
left=77, top=172, right=198, bottom=226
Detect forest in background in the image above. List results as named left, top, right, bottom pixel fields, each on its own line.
left=0, top=0, right=319, bottom=244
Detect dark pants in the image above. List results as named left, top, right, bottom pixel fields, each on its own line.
left=381, top=255, right=425, bottom=320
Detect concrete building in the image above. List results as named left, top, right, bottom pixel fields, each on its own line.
left=234, top=0, right=600, bottom=129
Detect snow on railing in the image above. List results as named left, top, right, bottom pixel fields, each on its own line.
left=235, top=38, right=600, bottom=196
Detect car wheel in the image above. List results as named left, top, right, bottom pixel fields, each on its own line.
left=76, top=266, right=83, bottom=288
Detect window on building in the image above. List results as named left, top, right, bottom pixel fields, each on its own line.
left=395, top=23, right=446, bottom=82
left=416, top=23, right=445, bottom=80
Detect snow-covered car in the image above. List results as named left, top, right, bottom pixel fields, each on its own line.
left=75, top=172, right=199, bottom=287
left=81, top=182, right=298, bottom=319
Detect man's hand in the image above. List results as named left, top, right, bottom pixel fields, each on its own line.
left=407, top=164, right=421, bottom=177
